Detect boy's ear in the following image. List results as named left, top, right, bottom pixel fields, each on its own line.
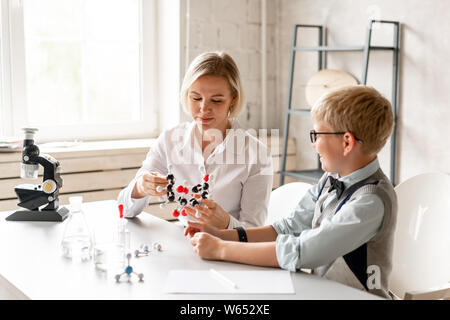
left=342, top=132, right=357, bottom=156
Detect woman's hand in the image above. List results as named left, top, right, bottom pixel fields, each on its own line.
left=131, top=171, right=168, bottom=198
left=189, top=232, right=225, bottom=260
left=183, top=199, right=231, bottom=229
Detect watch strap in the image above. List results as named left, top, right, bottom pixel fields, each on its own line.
left=234, top=226, right=248, bottom=242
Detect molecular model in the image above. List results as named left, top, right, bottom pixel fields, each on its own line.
left=115, top=253, right=144, bottom=283
left=156, top=173, right=212, bottom=218
left=134, top=242, right=163, bottom=258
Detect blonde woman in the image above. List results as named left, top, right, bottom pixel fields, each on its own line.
left=118, top=52, right=273, bottom=229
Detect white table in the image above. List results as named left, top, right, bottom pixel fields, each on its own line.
left=0, top=200, right=382, bottom=300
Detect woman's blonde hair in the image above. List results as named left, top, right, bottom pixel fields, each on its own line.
left=180, top=52, right=245, bottom=117
left=311, top=85, right=394, bottom=155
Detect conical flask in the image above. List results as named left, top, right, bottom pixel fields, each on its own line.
left=61, top=196, right=92, bottom=261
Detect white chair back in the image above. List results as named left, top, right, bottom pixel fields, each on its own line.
left=266, top=182, right=312, bottom=225
left=390, top=172, right=450, bottom=299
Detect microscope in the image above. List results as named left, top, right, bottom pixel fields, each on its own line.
left=6, top=128, right=69, bottom=222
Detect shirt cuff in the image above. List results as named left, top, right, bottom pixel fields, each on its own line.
left=227, top=214, right=241, bottom=229
left=271, top=219, right=288, bottom=235
left=275, top=234, right=301, bottom=272
left=127, top=196, right=151, bottom=216
left=118, top=178, right=151, bottom=218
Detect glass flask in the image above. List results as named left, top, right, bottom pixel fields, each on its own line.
left=61, top=196, right=93, bottom=262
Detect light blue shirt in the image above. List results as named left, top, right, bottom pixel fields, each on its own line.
left=272, top=158, right=385, bottom=272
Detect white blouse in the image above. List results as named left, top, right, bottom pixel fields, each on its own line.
left=117, top=120, right=273, bottom=228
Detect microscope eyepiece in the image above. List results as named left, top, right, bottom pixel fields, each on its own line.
left=22, top=127, right=38, bottom=140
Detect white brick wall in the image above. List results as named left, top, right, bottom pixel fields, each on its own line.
left=185, top=0, right=277, bottom=130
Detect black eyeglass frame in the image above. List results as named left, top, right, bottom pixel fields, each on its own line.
left=309, top=130, right=363, bottom=144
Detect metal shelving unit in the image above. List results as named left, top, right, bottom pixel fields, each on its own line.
left=280, top=20, right=400, bottom=186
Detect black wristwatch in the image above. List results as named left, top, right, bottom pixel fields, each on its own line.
left=234, top=226, right=248, bottom=242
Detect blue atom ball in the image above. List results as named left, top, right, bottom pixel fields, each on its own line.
left=125, top=266, right=133, bottom=275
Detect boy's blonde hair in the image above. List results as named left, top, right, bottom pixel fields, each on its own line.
left=180, top=52, right=245, bottom=117
left=311, top=85, right=394, bottom=155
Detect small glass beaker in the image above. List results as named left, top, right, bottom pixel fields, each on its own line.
left=93, top=242, right=125, bottom=273
left=92, top=223, right=126, bottom=273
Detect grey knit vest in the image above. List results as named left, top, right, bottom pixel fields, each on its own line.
left=312, top=168, right=397, bottom=299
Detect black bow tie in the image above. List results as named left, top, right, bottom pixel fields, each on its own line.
left=328, top=176, right=345, bottom=198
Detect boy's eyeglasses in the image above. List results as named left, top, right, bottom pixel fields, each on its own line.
left=309, top=130, right=363, bottom=144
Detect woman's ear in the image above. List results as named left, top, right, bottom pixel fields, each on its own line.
left=228, top=97, right=236, bottom=117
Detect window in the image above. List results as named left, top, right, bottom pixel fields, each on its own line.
left=24, top=0, right=142, bottom=126
left=0, top=0, right=180, bottom=142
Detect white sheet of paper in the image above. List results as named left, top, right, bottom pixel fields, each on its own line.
left=164, top=269, right=295, bottom=294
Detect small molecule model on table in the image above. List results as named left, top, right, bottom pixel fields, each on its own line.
left=134, top=242, right=163, bottom=258
left=115, top=253, right=144, bottom=283
left=157, top=173, right=212, bottom=218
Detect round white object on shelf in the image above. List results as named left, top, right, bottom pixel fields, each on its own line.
left=305, top=69, right=358, bottom=108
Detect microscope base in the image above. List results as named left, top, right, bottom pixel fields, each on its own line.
left=5, top=207, right=69, bottom=222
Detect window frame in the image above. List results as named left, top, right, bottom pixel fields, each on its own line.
left=0, top=0, right=14, bottom=138
left=0, top=0, right=180, bottom=143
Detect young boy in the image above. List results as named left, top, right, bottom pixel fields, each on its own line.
left=184, top=85, right=397, bottom=299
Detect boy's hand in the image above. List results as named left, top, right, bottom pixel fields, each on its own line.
left=184, top=220, right=220, bottom=238
left=189, top=232, right=224, bottom=260
left=183, top=199, right=230, bottom=229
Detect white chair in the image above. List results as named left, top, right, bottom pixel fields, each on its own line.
left=266, top=182, right=313, bottom=225
left=389, top=172, right=450, bottom=300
